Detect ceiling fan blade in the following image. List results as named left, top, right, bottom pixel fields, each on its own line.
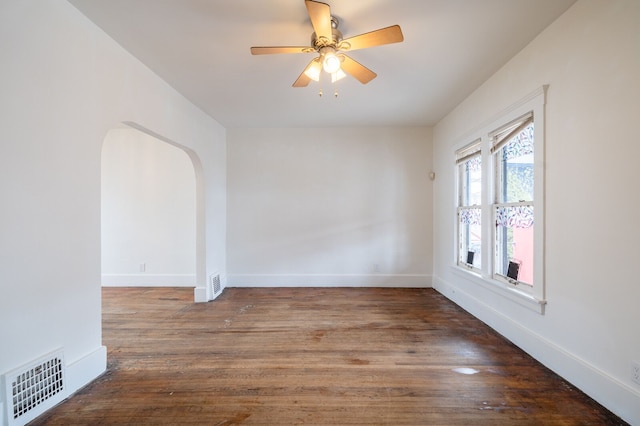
left=340, top=25, right=404, bottom=51
left=251, top=46, right=313, bottom=55
left=339, top=54, right=377, bottom=84
left=305, top=0, right=332, bottom=41
left=292, top=72, right=311, bottom=88
left=293, top=58, right=322, bottom=87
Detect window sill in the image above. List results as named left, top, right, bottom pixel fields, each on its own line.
left=451, top=265, right=546, bottom=314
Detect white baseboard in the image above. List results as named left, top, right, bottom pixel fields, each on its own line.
left=194, top=286, right=207, bottom=303
left=226, top=274, right=432, bottom=288
left=433, top=275, right=640, bottom=425
left=101, top=274, right=195, bottom=287
left=66, top=346, right=107, bottom=396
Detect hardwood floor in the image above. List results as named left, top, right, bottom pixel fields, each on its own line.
left=31, top=287, right=625, bottom=425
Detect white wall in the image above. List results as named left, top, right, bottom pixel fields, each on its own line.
left=432, top=0, right=640, bottom=423
left=0, top=0, right=226, bottom=420
left=227, top=127, right=433, bottom=287
left=101, top=128, right=196, bottom=286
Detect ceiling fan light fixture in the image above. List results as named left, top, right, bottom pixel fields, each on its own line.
left=321, top=47, right=341, bottom=74
left=331, top=69, right=346, bottom=83
left=323, top=53, right=341, bottom=73
left=304, top=60, right=322, bottom=81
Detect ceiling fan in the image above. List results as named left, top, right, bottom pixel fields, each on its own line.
left=250, top=0, right=404, bottom=87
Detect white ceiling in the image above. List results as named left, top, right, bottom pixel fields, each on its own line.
left=68, top=0, right=576, bottom=128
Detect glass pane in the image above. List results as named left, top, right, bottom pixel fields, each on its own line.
left=497, top=123, right=534, bottom=203
left=496, top=205, right=534, bottom=228
left=495, top=205, right=533, bottom=286
left=461, top=155, right=482, bottom=206
left=459, top=207, right=481, bottom=268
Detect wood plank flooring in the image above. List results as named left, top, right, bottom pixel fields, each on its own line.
left=31, top=287, right=626, bottom=425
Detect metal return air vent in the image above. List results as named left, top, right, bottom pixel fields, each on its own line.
left=3, top=349, right=66, bottom=426
left=210, top=273, right=221, bottom=298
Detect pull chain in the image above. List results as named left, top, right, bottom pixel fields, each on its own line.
left=316, top=73, right=340, bottom=98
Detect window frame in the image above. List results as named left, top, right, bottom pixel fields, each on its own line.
left=491, top=114, right=535, bottom=287
left=452, top=86, right=547, bottom=313
left=456, top=139, right=482, bottom=273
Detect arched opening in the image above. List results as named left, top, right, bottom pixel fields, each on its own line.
left=101, top=124, right=205, bottom=299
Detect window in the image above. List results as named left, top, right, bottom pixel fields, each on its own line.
left=491, top=114, right=534, bottom=286
left=453, top=86, right=546, bottom=312
left=456, top=140, right=482, bottom=271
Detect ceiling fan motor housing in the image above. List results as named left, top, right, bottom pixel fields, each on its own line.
left=311, top=17, right=342, bottom=50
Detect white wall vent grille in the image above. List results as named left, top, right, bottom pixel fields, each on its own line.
left=209, top=273, right=221, bottom=297
left=3, top=349, right=66, bottom=426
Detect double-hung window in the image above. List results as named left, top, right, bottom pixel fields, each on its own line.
left=456, top=140, right=482, bottom=271
left=491, top=114, right=534, bottom=286
left=453, top=86, right=546, bottom=312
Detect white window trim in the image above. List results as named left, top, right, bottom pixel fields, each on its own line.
left=456, top=141, right=483, bottom=274
left=452, top=85, right=547, bottom=314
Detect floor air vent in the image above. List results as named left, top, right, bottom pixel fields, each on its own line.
left=209, top=273, right=221, bottom=298
left=3, top=349, right=66, bottom=426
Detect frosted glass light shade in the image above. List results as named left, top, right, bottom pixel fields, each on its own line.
left=323, top=52, right=341, bottom=74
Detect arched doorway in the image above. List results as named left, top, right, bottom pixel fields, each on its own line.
left=101, top=125, right=203, bottom=295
